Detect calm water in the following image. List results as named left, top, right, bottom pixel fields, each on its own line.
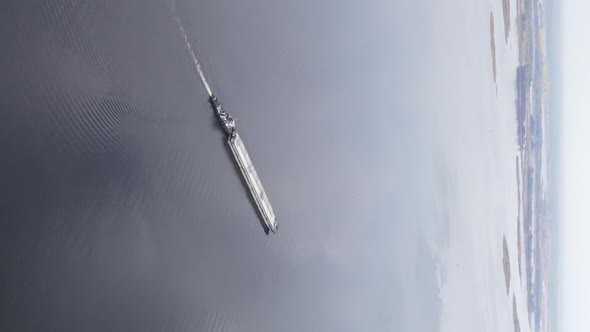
left=1, top=0, right=525, bottom=331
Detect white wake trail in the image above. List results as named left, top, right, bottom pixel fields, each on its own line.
left=170, top=0, right=213, bottom=97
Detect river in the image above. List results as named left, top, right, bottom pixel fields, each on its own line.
left=0, top=0, right=524, bottom=331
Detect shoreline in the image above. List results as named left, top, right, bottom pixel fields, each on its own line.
left=490, top=12, right=497, bottom=84
left=515, top=0, right=551, bottom=330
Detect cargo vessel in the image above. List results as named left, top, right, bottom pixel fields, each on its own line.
left=209, top=95, right=278, bottom=233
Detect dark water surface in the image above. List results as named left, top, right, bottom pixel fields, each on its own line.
left=1, top=0, right=445, bottom=331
